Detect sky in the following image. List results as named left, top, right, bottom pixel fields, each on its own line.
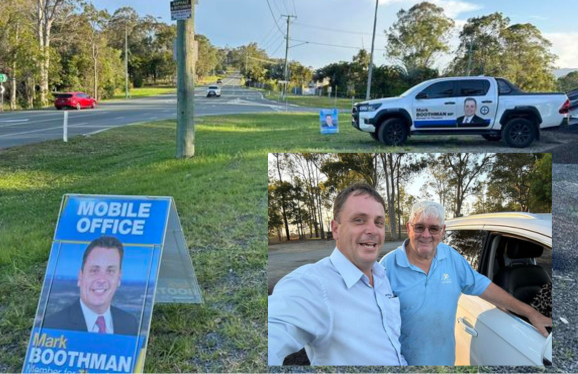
left=96, top=0, right=578, bottom=72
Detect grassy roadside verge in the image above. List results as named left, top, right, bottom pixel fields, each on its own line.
left=250, top=87, right=360, bottom=110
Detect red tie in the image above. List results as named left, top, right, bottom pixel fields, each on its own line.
left=96, top=316, right=106, bottom=334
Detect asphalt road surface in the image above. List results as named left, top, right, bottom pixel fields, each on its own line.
left=0, top=73, right=311, bottom=150
left=268, top=239, right=404, bottom=295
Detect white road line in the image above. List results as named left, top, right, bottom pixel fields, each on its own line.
left=0, top=119, right=29, bottom=123
left=115, top=116, right=125, bottom=120
left=0, top=126, right=62, bottom=138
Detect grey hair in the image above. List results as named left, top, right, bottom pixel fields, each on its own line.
left=408, top=201, right=445, bottom=226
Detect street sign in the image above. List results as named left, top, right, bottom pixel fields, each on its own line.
left=0, top=85, right=5, bottom=95
left=171, top=0, right=192, bottom=21
left=0, top=74, right=7, bottom=83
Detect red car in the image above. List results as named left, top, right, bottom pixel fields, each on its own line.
left=54, top=92, right=97, bottom=110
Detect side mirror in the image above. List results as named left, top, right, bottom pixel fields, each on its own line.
left=416, top=92, right=428, bottom=100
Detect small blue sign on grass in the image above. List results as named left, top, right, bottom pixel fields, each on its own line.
left=320, top=109, right=339, bottom=134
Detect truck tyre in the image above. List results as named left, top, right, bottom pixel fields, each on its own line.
left=503, top=118, right=535, bottom=148
left=377, top=118, right=408, bottom=146
left=482, top=134, right=501, bottom=141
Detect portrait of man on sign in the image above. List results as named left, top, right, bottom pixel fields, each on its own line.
left=457, top=97, right=486, bottom=126
left=42, top=236, right=139, bottom=336
left=320, top=109, right=339, bottom=134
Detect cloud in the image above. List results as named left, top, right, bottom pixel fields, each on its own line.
left=543, top=33, right=578, bottom=69
left=376, top=0, right=483, bottom=19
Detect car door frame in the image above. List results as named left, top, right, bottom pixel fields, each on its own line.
left=450, top=225, right=551, bottom=366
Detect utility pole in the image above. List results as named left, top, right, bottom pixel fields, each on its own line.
left=366, top=0, right=379, bottom=100
left=281, top=15, right=296, bottom=99
left=125, top=24, right=129, bottom=99
left=175, top=10, right=195, bottom=158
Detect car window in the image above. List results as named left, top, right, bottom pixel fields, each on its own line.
left=420, top=81, right=455, bottom=99
left=444, top=229, right=485, bottom=271
left=209, top=86, right=219, bottom=90
left=56, top=94, right=73, bottom=98
left=457, top=80, right=490, bottom=96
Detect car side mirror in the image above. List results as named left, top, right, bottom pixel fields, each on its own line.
left=416, top=92, right=428, bottom=100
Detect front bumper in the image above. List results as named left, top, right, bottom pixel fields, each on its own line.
left=351, top=106, right=376, bottom=132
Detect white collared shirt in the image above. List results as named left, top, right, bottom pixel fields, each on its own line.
left=79, top=299, right=114, bottom=334
left=268, top=248, right=406, bottom=366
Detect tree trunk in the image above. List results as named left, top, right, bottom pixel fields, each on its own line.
left=93, top=41, right=98, bottom=101
left=27, top=77, right=35, bottom=108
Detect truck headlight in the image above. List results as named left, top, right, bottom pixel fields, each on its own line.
left=358, top=103, right=382, bottom=112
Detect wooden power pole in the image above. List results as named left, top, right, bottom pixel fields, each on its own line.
left=176, top=10, right=195, bottom=158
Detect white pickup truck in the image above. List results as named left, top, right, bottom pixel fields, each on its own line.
left=352, top=76, right=571, bottom=148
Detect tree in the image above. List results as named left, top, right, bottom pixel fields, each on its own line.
left=0, top=0, right=42, bottom=109
left=448, top=13, right=557, bottom=91
left=437, top=154, right=495, bottom=217
left=558, top=71, right=578, bottom=92
left=487, top=154, right=537, bottom=212
left=501, top=24, right=557, bottom=91
left=385, top=2, right=454, bottom=75
left=528, top=154, right=552, bottom=213
left=35, top=0, right=80, bottom=107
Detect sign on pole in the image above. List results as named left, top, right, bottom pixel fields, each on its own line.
left=0, top=74, right=7, bottom=83
left=170, top=0, right=192, bottom=21
left=22, top=194, right=202, bottom=373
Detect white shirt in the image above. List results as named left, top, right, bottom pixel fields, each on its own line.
left=79, top=299, right=114, bottom=334
left=268, top=248, right=406, bottom=366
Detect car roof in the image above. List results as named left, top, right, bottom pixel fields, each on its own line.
left=445, top=212, right=552, bottom=240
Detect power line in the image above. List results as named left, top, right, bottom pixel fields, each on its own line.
left=258, top=23, right=278, bottom=46
left=290, top=38, right=386, bottom=51
left=269, top=38, right=286, bottom=57
left=263, top=32, right=284, bottom=52
left=265, top=0, right=286, bottom=36
left=293, top=21, right=387, bottom=38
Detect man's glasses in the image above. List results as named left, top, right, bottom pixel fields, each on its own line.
left=409, top=223, right=442, bottom=235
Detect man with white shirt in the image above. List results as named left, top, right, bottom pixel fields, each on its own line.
left=457, top=97, right=486, bottom=126
left=43, top=236, right=139, bottom=335
left=268, top=183, right=406, bottom=366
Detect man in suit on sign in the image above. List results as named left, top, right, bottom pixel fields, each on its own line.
left=457, top=98, right=486, bottom=126
left=43, top=236, right=139, bottom=335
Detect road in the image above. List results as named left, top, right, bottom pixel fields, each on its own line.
left=268, top=239, right=404, bottom=295
left=0, top=73, right=310, bottom=149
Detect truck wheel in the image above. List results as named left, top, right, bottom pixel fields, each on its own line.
left=370, top=132, right=379, bottom=141
left=482, top=134, right=501, bottom=141
left=503, top=118, right=535, bottom=148
left=377, top=118, right=408, bottom=146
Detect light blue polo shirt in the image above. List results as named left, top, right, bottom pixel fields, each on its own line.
left=382, top=240, right=491, bottom=365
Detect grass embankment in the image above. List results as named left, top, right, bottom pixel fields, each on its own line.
left=109, top=86, right=177, bottom=100
left=256, top=88, right=360, bottom=110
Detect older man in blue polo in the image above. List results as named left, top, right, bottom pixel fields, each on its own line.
left=382, top=201, right=552, bottom=365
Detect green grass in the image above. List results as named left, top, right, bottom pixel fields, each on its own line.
left=257, top=89, right=360, bottom=110
left=109, top=86, right=177, bottom=100
left=0, top=115, right=274, bottom=372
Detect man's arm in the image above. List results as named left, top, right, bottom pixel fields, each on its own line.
left=268, top=271, right=331, bottom=365
left=479, top=282, right=552, bottom=337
